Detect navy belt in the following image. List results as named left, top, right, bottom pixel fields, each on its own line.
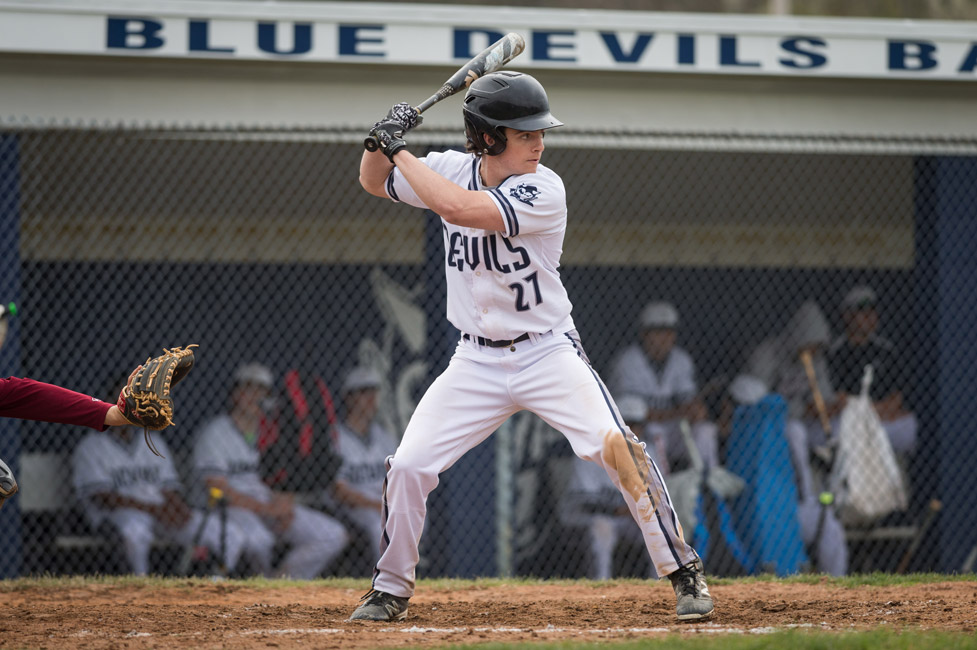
left=463, top=332, right=530, bottom=348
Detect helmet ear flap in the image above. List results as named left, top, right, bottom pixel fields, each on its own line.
left=463, top=114, right=507, bottom=156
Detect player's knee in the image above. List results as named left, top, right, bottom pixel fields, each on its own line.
left=386, top=457, right=439, bottom=495
left=248, top=524, right=276, bottom=553
left=600, top=431, right=649, bottom=497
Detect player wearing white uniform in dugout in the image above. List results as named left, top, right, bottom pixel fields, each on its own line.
left=72, top=427, right=247, bottom=576
left=351, top=71, right=714, bottom=623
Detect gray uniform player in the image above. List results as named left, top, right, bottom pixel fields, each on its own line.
left=608, top=302, right=720, bottom=474
left=72, top=427, right=247, bottom=576
left=192, top=363, right=349, bottom=579
left=350, top=71, right=713, bottom=622
left=332, top=366, right=399, bottom=567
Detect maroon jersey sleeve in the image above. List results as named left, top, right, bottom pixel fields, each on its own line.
left=0, top=376, right=112, bottom=431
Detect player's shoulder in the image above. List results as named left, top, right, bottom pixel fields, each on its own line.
left=423, top=148, right=474, bottom=172
left=610, top=343, right=645, bottom=371
left=869, top=333, right=895, bottom=351
left=196, top=414, right=234, bottom=440
left=669, top=346, right=696, bottom=368
left=613, top=342, right=644, bottom=362
left=75, top=431, right=113, bottom=454
left=500, top=164, right=565, bottom=198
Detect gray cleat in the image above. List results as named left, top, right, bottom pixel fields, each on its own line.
left=0, top=457, right=17, bottom=511
left=348, top=589, right=409, bottom=621
left=668, top=558, right=714, bottom=621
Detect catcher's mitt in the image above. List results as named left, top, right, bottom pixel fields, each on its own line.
left=117, top=345, right=198, bottom=457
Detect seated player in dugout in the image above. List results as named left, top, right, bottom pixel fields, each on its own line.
left=827, top=286, right=917, bottom=457
left=350, top=71, right=714, bottom=623
left=192, top=363, right=349, bottom=579
left=607, top=301, right=720, bottom=476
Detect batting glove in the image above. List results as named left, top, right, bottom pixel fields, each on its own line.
left=374, top=102, right=422, bottom=133
left=369, top=120, right=408, bottom=163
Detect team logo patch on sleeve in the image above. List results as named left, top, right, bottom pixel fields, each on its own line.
left=510, top=184, right=540, bottom=206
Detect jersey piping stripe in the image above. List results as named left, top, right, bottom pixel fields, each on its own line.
left=386, top=171, right=400, bottom=202
left=490, top=188, right=519, bottom=237
left=468, top=158, right=478, bottom=191
left=563, top=332, right=687, bottom=569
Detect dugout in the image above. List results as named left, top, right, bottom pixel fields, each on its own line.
left=0, top=0, right=975, bottom=579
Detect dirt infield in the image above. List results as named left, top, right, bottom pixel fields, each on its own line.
left=1, top=579, right=975, bottom=649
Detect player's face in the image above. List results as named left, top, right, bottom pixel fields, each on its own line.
left=497, top=128, right=545, bottom=174
left=347, top=387, right=379, bottom=418
left=641, top=328, right=677, bottom=362
left=234, top=381, right=271, bottom=417
left=844, top=306, right=878, bottom=338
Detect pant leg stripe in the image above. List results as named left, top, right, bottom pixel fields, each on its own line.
left=371, top=455, right=393, bottom=589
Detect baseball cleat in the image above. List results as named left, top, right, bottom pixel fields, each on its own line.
left=348, top=589, right=409, bottom=621
left=0, top=457, right=18, bottom=511
left=668, top=558, right=714, bottom=621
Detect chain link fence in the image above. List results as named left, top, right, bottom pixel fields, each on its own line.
left=1, top=122, right=975, bottom=580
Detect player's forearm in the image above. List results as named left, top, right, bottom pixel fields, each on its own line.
left=333, top=480, right=381, bottom=510
left=92, top=492, right=156, bottom=513
left=874, top=391, right=905, bottom=420
left=203, top=478, right=263, bottom=512
left=104, top=405, right=128, bottom=427
left=0, top=376, right=113, bottom=430
left=359, top=150, right=394, bottom=197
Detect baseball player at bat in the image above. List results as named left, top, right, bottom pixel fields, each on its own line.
left=351, top=71, right=713, bottom=623
left=744, top=300, right=848, bottom=575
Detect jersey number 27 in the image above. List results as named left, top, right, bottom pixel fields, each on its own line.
left=510, top=271, right=543, bottom=312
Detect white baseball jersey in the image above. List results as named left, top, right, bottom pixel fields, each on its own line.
left=193, top=414, right=272, bottom=502
left=336, top=420, right=398, bottom=502
left=72, top=430, right=180, bottom=528
left=386, top=149, right=575, bottom=340
left=609, top=343, right=698, bottom=411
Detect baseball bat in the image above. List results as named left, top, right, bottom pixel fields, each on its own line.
left=799, top=349, right=833, bottom=437
left=364, top=32, right=526, bottom=152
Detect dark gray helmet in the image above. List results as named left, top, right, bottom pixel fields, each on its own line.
left=462, top=71, right=563, bottom=156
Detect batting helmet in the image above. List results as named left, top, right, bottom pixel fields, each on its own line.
left=462, top=71, right=563, bottom=156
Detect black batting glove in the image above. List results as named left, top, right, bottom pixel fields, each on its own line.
left=369, top=120, right=408, bottom=163
left=374, top=102, right=422, bottom=133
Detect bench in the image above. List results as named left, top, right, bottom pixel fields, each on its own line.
left=18, top=451, right=185, bottom=576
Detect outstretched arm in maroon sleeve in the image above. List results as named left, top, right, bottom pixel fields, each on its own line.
left=0, top=376, right=128, bottom=430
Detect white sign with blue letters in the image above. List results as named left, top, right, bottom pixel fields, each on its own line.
left=0, top=0, right=974, bottom=80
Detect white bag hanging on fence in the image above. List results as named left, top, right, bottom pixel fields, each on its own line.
left=829, top=364, right=908, bottom=526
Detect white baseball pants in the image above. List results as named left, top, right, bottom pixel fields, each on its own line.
left=106, top=508, right=246, bottom=576
left=372, top=330, right=698, bottom=598
left=226, top=504, right=348, bottom=579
